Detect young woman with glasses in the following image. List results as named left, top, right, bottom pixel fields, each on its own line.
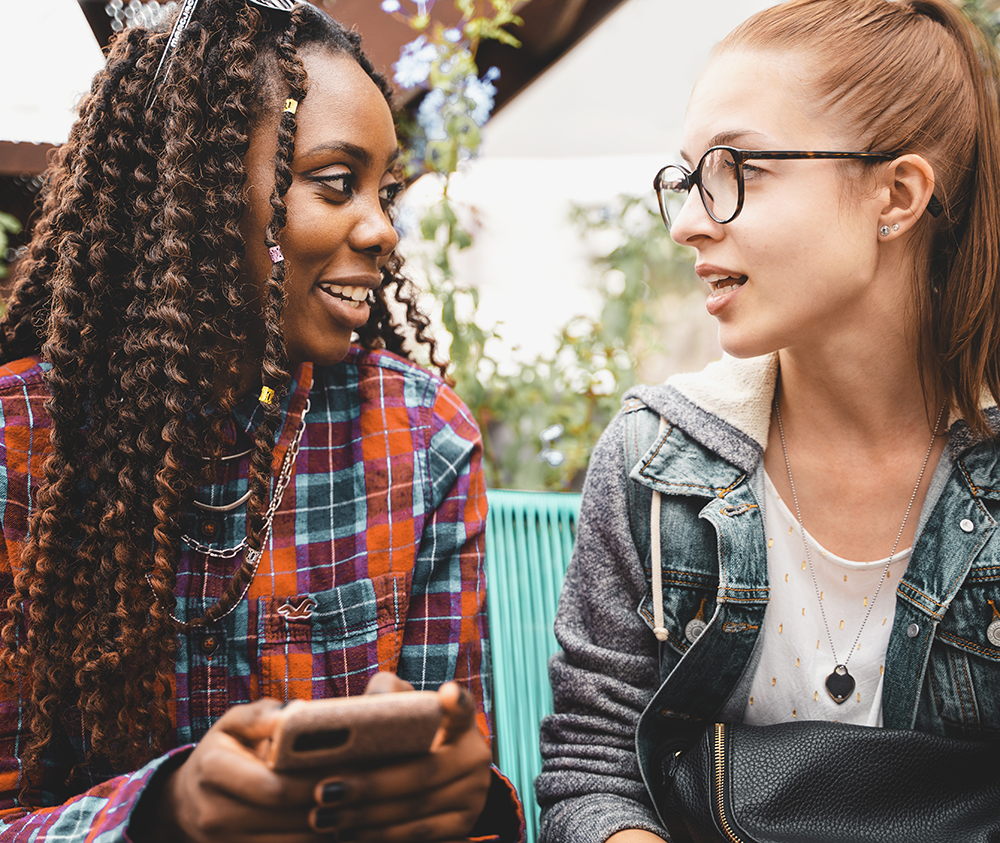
left=538, top=0, right=1000, bottom=841
left=0, top=2, right=523, bottom=842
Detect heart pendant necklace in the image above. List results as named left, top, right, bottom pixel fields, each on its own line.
left=774, top=397, right=944, bottom=705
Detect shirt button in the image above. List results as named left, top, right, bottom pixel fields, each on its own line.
left=907, top=623, right=920, bottom=638
left=960, top=519, right=975, bottom=533
left=199, top=518, right=220, bottom=540
left=200, top=635, right=221, bottom=655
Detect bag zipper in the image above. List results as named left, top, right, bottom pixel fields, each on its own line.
left=713, top=723, right=751, bottom=843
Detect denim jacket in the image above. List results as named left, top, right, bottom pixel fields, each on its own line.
left=537, top=353, right=1000, bottom=843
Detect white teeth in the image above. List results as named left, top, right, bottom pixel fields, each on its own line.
left=322, top=284, right=370, bottom=302
left=705, top=273, right=746, bottom=294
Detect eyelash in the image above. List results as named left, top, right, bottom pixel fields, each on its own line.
left=314, top=173, right=402, bottom=208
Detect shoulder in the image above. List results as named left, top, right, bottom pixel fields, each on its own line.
left=621, top=353, right=776, bottom=475
left=0, top=356, right=52, bottom=426
left=0, top=355, right=50, bottom=393
left=322, top=346, right=449, bottom=406
left=313, top=346, right=479, bottom=443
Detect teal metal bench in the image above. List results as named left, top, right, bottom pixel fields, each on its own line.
left=485, top=488, right=582, bottom=843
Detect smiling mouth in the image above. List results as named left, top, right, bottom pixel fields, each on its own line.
left=707, top=275, right=747, bottom=295
left=319, top=283, right=373, bottom=308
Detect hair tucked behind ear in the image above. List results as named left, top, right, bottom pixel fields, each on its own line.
left=0, top=0, right=444, bottom=792
left=722, top=0, right=1000, bottom=435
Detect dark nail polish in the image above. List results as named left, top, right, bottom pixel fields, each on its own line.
left=337, top=829, right=358, bottom=843
left=313, top=807, right=338, bottom=830
left=321, top=780, right=349, bottom=803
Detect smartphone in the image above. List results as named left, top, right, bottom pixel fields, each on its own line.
left=264, top=691, right=444, bottom=772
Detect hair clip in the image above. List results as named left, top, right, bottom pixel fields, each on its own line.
left=268, top=245, right=285, bottom=263
left=247, top=0, right=296, bottom=10
left=259, top=386, right=276, bottom=405
left=283, top=98, right=299, bottom=114
left=145, top=0, right=297, bottom=111
left=145, top=0, right=201, bottom=110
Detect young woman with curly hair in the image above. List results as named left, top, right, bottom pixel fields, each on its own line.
left=0, top=2, right=522, bottom=841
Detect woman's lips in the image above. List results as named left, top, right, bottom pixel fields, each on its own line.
left=317, top=283, right=373, bottom=329
left=703, top=274, right=747, bottom=317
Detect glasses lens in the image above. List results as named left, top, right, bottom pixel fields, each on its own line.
left=655, top=165, right=690, bottom=230
left=699, top=148, right=739, bottom=223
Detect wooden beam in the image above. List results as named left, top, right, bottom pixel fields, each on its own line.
left=0, top=142, right=55, bottom=177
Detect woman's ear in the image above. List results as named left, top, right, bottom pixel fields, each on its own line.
left=877, top=154, right=936, bottom=238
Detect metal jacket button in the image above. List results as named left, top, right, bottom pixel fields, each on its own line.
left=685, top=618, right=706, bottom=643
left=907, top=623, right=920, bottom=638
left=960, top=518, right=974, bottom=533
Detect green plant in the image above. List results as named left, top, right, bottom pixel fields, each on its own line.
left=0, top=212, right=22, bottom=281
left=388, top=1, right=698, bottom=489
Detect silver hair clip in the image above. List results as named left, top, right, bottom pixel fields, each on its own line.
left=145, top=0, right=297, bottom=111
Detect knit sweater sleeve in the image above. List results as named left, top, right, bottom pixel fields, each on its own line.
left=536, top=411, right=669, bottom=843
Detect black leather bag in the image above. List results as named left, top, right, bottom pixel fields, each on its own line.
left=652, top=720, right=1000, bottom=843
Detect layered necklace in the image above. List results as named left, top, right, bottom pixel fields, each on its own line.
left=147, top=398, right=310, bottom=628
left=773, top=397, right=945, bottom=704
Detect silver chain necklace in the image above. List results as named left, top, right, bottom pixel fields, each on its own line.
left=773, top=397, right=944, bottom=704
left=147, top=398, right=310, bottom=625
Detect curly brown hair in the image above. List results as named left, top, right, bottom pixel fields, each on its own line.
left=0, top=0, right=444, bottom=791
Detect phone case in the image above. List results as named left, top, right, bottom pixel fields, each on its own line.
left=265, top=691, right=443, bottom=772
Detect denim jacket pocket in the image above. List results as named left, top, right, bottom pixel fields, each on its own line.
left=257, top=571, right=413, bottom=701
left=924, top=572, right=1000, bottom=737
left=638, top=568, right=717, bottom=661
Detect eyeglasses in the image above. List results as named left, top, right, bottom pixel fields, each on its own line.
left=653, top=146, right=896, bottom=231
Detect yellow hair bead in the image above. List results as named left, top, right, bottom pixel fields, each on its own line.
left=259, top=386, right=275, bottom=405
left=283, top=98, right=299, bottom=114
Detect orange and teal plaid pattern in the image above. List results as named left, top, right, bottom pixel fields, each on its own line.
left=0, top=347, right=523, bottom=843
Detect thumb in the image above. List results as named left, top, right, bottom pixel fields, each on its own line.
left=431, top=681, right=476, bottom=750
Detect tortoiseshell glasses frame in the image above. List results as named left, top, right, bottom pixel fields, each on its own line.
left=653, top=146, right=900, bottom=231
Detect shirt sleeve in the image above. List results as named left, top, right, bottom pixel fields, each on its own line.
left=393, top=380, right=524, bottom=843
left=535, top=412, right=669, bottom=843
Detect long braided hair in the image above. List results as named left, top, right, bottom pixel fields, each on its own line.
left=0, top=0, right=443, bottom=789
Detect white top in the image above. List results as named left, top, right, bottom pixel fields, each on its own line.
left=743, top=472, right=909, bottom=726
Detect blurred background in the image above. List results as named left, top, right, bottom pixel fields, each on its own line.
left=14, top=0, right=966, bottom=490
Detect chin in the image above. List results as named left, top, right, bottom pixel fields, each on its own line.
left=288, top=341, right=353, bottom=369
left=716, top=326, right=781, bottom=361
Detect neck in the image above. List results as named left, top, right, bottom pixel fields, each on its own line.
left=775, top=320, right=943, bottom=448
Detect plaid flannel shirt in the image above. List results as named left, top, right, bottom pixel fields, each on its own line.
left=0, top=347, right=523, bottom=842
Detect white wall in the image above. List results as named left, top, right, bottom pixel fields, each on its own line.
left=398, top=0, right=776, bottom=379
left=0, top=0, right=105, bottom=145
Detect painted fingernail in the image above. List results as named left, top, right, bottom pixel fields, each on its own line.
left=313, top=807, right=338, bottom=831
left=321, top=780, right=350, bottom=803
left=336, top=829, right=358, bottom=842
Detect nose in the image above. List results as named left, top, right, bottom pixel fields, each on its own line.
left=669, top=188, right=720, bottom=247
left=350, top=194, right=399, bottom=257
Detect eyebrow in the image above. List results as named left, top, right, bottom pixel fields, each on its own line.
left=301, top=140, right=400, bottom=170
left=680, top=130, right=765, bottom=165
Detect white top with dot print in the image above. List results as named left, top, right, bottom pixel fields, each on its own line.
left=743, top=472, right=908, bottom=727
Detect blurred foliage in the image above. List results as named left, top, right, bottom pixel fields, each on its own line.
left=389, top=1, right=696, bottom=489
left=0, top=212, right=22, bottom=281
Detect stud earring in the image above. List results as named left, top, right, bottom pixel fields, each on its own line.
left=892, top=224, right=899, bottom=232
left=879, top=225, right=890, bottom=237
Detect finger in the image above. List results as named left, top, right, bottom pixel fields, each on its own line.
left=215, top=697, right=286, bottom=748
left=312, top=772, right=480, bottom=832
left=431, top=682, right=475, bottom=750
left=364, top=671, right=414, bottom=695
left=329, top=809, right=481, bottom=843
